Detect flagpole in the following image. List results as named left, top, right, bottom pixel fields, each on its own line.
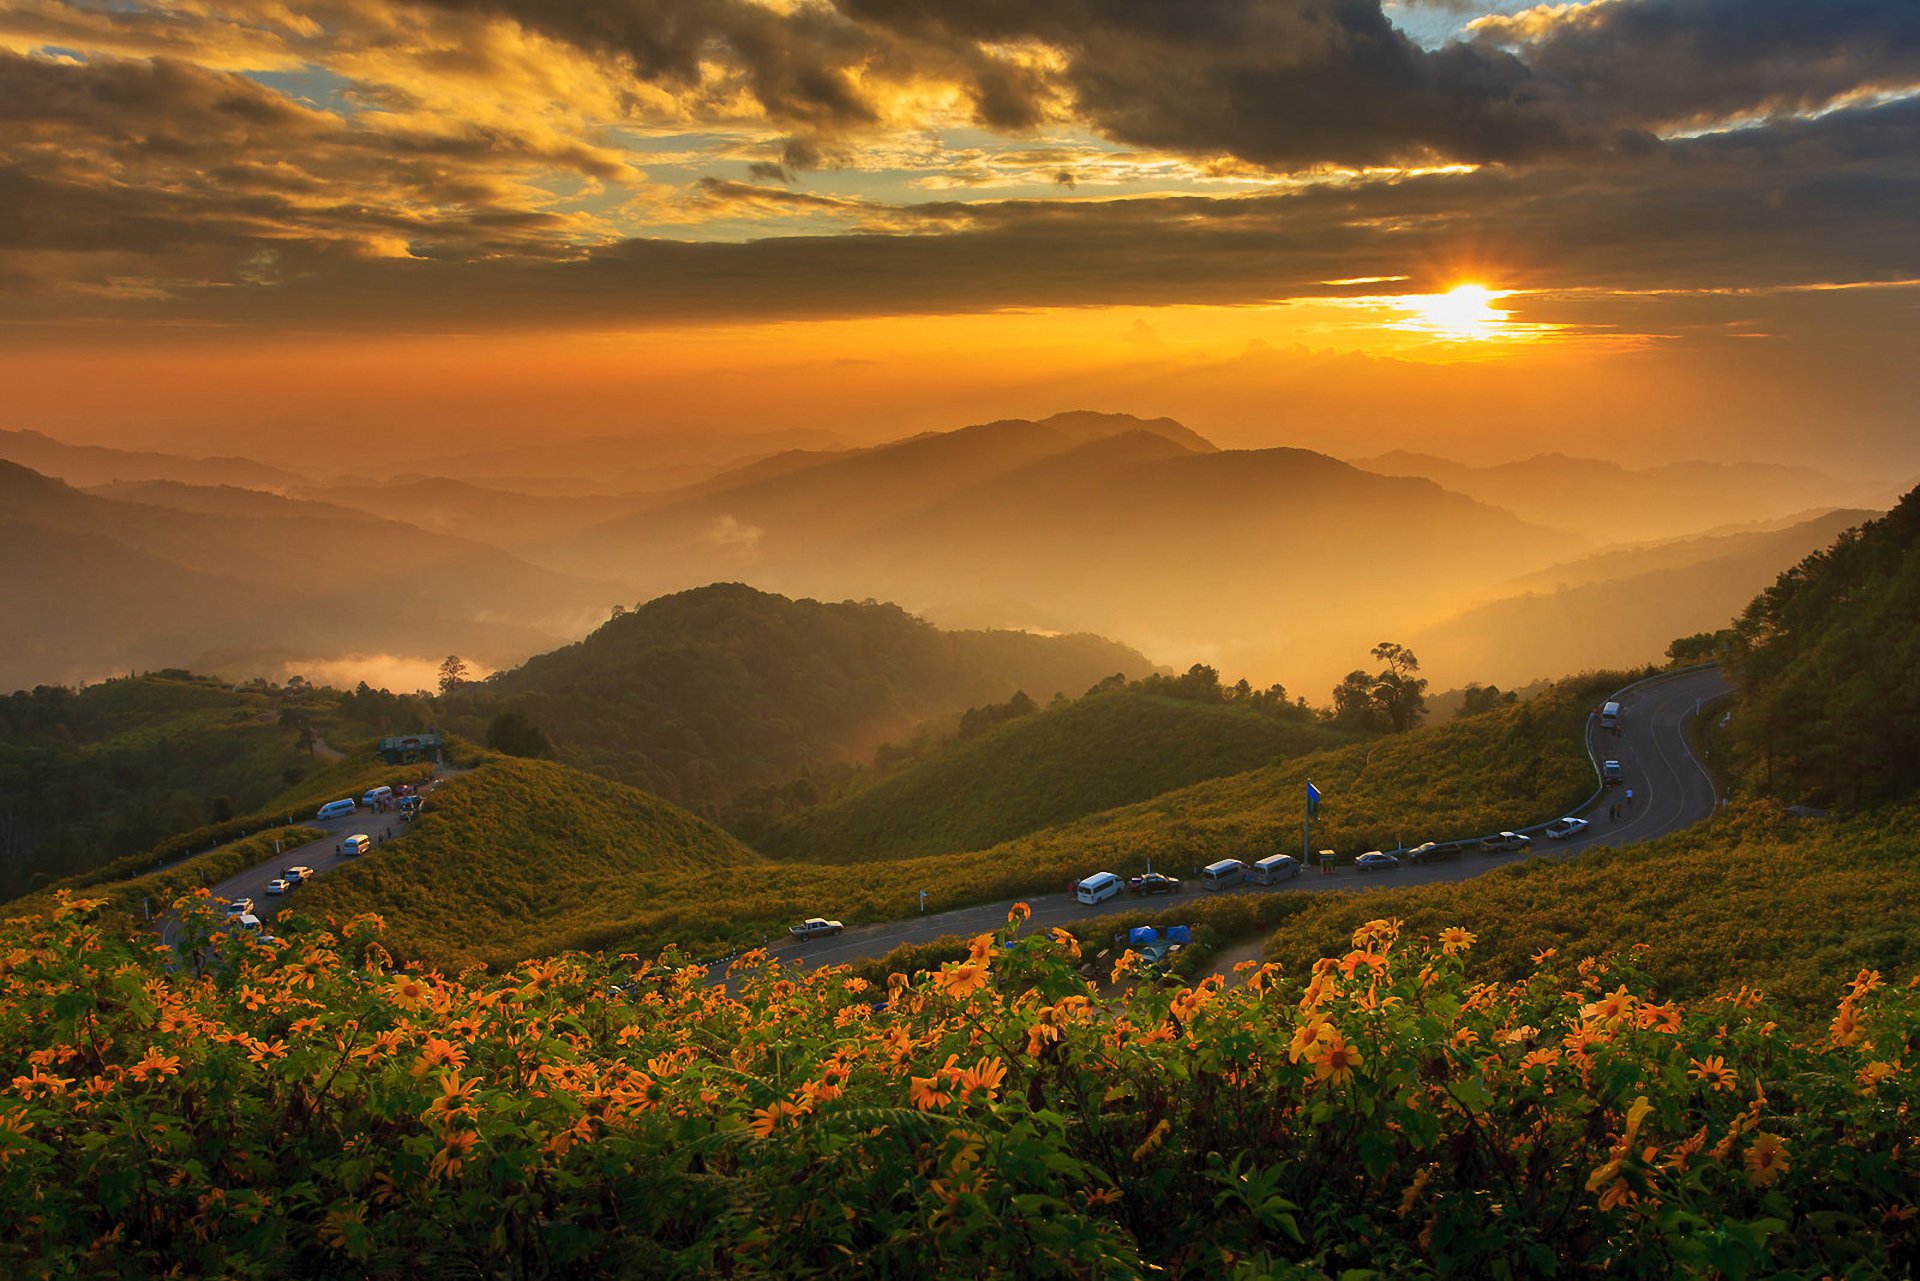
left=1303, top=778, right=1313, bottom=868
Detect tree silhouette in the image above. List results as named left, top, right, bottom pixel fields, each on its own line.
left=438, top=655, right=469, bottom=696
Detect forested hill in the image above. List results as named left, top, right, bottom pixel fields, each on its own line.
left=1721, top=484, right=1920, bottom=807
left=0, top=673, right=312, bottom=899
left=463, top=584, right=1157, bottom=805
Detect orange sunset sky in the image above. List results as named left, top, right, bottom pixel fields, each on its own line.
left=3, top=0, right=1917, bottom=475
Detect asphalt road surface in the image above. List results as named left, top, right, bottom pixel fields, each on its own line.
left=758, top=665, right=1733, bottom=977
left=160, top=777, right=446, bottom=947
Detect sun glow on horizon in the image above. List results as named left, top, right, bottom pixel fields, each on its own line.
left=1398, top=283, right=1512, bottom=341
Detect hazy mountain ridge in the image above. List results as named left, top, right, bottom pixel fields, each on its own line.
left=0, top=427, right=307, bottom=490
left=0, top=461, right=618, bottom=690
left=528, top=415, right=1580, bottom=691
left=1351, top=449, right=1858, bottom=543
left=1408, top=507, right=1880, bottom=686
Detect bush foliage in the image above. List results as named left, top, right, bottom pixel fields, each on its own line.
left=5, top=898, right=1918, bottom=1276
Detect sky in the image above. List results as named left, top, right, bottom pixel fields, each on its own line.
left=2, top=0, right=1918, bottom=474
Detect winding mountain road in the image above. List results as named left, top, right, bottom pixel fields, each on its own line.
left=758, top=665, right=1732, bottom=977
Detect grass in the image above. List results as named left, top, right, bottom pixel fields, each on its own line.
left=1246, top=799, right=1920, bottom=1015
left=757, top=691, right=1351, bottom=862
left=292, top=751, right=764, bottom=967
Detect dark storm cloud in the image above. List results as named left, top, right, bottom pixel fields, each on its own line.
left=1476, top=0, right=1920, bottom=131
left=409, top=0, right=1920, bottom=171
left=2, top=0, right=1917, bottom=330
left=10, top=93, right=1915, bottom=334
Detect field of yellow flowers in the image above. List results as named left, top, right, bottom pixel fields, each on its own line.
left=5, top=893, right=1917, bottom=1277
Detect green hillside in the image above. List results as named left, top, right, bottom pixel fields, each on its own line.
left=292, top=751, right=764, bottom=966
left=457, top=583, right=1156, bottom=806
left=1249, top=801, right=1918, bottom=1016
left=1722, top=485, right=1920, bottom=807
left=956, top=670, right=1608, bottom=876
left=758, top=688, right=1351, bottom=862
left=0, top=673, right=314, bottom=898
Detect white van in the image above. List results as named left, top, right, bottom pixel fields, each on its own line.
left=317, top=798, right=356, bottom=820
left=339, top=834, right=372, bottom=858
left=1201, top=859, right=1248, bottom=890
left=1075, top=872, right=1123, bottom=905
left=1600, top=700, right=1622, bottom=730
left=362, top=785, right=394, bottom=806
left=1250, top=854, right=1300, bottom=885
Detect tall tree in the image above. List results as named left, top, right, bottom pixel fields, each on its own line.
left=1369, top=642, right=1430, bottom=733
left=438, top=655, right=469, bottom=696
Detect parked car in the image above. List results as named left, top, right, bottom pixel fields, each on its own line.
left=1603, top=760, right=1624, bottom=786
left=1406, top=841, right=1464, bottom=863
left=1355, top=851, right=1400, bottom=872
left=224, top=897, right=255, bottom=916
left=1128, top=872, right=1183, bottom=896
left=1479, top=832, right=1532, bottom=854
left=1543, top=817, right=1590, bottom=840
left=789, top=917, right=844, bottom=940
left=266, top=878, right=293, bottom=896
left=283, top=865, right=315, bottom=883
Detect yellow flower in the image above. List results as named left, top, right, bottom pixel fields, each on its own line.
left=390, top=974, right=433, bottom=1011
left=1581, top=985, right=1636, bottom=1025
left=1308, top=1032, right=1363, bottom=1086
left=937, top=961, right=989, bottom=1001
left=909, top=1074, right=953, bottom=1111
left=1857, top=1060, right=1898, bottom=1090
left=1831, top=1000, right=1865, bottom=1046
left=1688, top=1055, right=1737, bottom=1093
left=957, top=1056, right=1007, bottom=1102
left=1744, top=1132, right=1789, bottom=1186
left=1439, top=927, right=1477, bottom=956
left=413, top=1036, right=468, bottom=1077
left=128, top=1049, right=181, bottom=1083
left=1288, top=1016, right=1331, bottom=1063
left=1007, top=902, right=1032, bottom=925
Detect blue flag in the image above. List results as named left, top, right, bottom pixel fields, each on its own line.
left=1306, top=781, right=1322, bottom=821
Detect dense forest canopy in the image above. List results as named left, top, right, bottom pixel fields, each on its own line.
left=1719, top=488, right=1920, bottom=808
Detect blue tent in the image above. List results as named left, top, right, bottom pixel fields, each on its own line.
left=1163, top=925, right=1192, bottom=945
left=1127, top=926, right=1159, bottom=947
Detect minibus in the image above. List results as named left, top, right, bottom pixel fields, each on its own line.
left=1250, top=854, right=1300, bottom=885
left=1075, top=871, right=1123, bottom=905
left=1600, top=700, right=1622, bottom=730
left=316, top=798, right=356, bottom=820
left=362, top=785, right=394, bottom=806
left=1201, top=858, right=1248, bottom=890
left=339, top=834, right=372, bottom=858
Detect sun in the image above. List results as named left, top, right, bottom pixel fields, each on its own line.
left=1400, top=283, right=1511, bottom=340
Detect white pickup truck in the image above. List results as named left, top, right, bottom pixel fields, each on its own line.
left=789, top=917, right=844, bottom=940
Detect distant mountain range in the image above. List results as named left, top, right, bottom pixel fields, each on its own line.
left=0, top=427, right=306, bottom=490
left=1350, top=450, right=1859, bottom=543
left=0, top=460, right=616, bottom=690
left=1408, top=507, right=1878, bottom=686
left=1, top=412, right=1883, bottom=695
left=529, top=411, right=1576, bottom=691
